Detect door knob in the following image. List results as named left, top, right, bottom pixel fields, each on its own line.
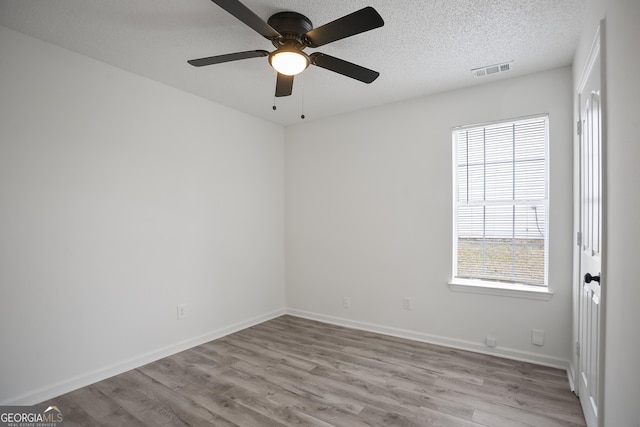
left=584, top=273, right=600, bottom=283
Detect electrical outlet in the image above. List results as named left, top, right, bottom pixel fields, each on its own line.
left=403, top=297, right=412, bottom=310
left=532, top=329, right=545, bottom=346
left=177, top=304, right=187, bottom=320
left=486, top=336, right=497, bottom=348
left=343, top=297, right=351, bottom=309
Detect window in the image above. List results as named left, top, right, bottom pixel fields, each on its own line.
left=452, top=115, right=549, bottom=289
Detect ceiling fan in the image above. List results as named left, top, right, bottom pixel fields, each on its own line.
left=188, top=0, right=384, bottom=98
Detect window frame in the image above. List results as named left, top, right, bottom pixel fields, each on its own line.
left=449, top=114, right=553, bottom=300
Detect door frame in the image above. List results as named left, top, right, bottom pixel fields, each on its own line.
left=573, top=19, right=607, bottom=427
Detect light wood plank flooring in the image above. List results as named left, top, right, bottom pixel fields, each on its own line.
left=42, top=315, right=586, bottom=426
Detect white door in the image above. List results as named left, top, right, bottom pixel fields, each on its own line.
left=577, top=23, right=603, bottom=427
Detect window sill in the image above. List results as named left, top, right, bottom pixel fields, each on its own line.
left=448, top=279, right=554, bottom=301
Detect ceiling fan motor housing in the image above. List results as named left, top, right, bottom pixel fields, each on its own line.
left=267, top=12, right=313, bottom=49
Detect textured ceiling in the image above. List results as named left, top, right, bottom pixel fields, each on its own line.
left=0, top=0, right=586, bottom=126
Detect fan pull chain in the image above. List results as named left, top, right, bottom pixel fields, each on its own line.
left=300, top=72, right=305, bottom=119
left=272, top=72, right=278, bottom=111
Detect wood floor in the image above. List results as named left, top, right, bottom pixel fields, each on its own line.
left=42, top=315, right=586, bottom=426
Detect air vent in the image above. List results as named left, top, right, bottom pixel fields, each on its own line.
left=471, top=61, right=513, bottom=78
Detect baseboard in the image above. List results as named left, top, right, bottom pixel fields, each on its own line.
left=2, top=308, right=285, bottom=406
left=286, top=308, right=570, bottom=370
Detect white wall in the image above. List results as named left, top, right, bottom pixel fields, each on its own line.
left=0, top=26, right=286, bottom=404
left=285, top=67, right=574, bottom=366
left=573, top=0, right=640, bottom=425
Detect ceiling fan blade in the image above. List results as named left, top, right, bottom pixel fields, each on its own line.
left=275, top=73, right=294, bottom=97
left=310, top=53, right=380, bottom=83
left=304, top=7, right=384, bottom=48
left=211, top=0, right=281, bottom=40
left=188, top=50, right=269, bottom=67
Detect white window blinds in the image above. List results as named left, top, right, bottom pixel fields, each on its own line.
left=453, top=116, right=549, bottom=286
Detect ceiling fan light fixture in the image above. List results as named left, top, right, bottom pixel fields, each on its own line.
left=269, top=50, right=309, bottom=76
